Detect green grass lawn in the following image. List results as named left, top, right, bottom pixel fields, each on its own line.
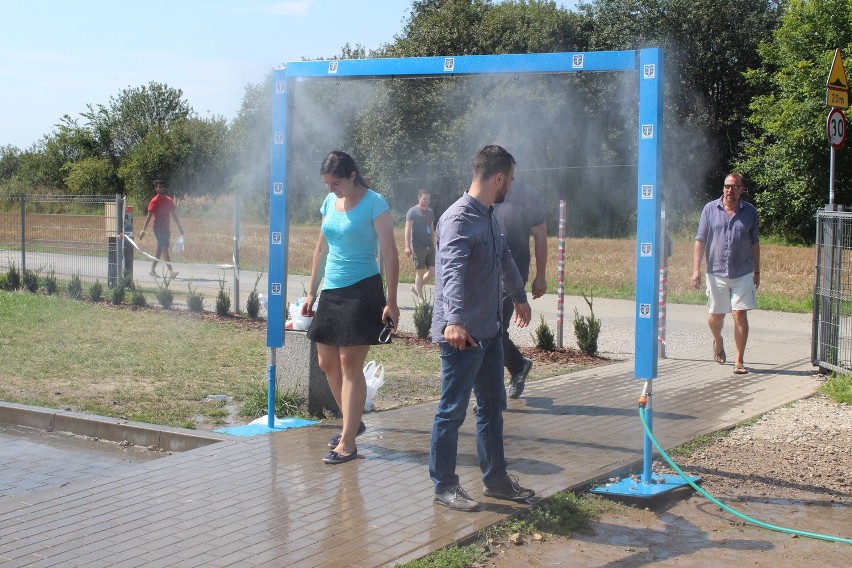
left=0, top=290, right=447, bottom=429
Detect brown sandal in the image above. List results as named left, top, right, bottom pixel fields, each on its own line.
left=733, top=365, right=749, bottom=375
left=713, top=340, right=726, bottom=364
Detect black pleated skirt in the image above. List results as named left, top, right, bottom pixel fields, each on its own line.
left=307, top=273, right=387, bottom=346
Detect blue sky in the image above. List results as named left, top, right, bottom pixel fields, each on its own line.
left=0, top=0, right=576, bottom=150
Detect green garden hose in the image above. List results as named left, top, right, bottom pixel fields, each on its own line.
left=639, top=407, right=852, bottom=545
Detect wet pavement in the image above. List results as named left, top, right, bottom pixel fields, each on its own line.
left=0, top=423, right=164, bottom=500
left=0, top=292, right=823, bottom=567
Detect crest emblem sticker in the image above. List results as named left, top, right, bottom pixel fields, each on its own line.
left=642, top=124, right=654, bottom=139
left=271, top=283, right=281, bottom=296
left=639, top=304, right=651, bottom=318
left=641, top=185, right=653, bottom=199
left=444, top=58, right=455, bottom=72
left=572, top=54, right=584, bottom=69
left=328, top=61, right=338, bottom=74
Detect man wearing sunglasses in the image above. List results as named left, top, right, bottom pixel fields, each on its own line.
left=692, top=173, right=761, bottom=375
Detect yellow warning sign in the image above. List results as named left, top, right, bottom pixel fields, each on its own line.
left=826, top=48, right=849, bottom=109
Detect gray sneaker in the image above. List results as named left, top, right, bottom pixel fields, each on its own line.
left=507, top=358, right=533, bottom=399
left=483, top=474, right=535, bottom=502
left=434, top=484, right=480, bottom=512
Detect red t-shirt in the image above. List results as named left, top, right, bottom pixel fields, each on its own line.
left=147, top=194, right=175, bottom=231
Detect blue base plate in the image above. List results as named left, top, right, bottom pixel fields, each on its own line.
left=214, top=417, right=318, bottom=437
left=590, top=474, right=701, bottom=498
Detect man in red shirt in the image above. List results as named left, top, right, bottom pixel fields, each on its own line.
left=138, top=180, right=184, bottom=278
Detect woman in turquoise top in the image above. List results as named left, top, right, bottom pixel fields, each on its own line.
left=303, top=151, right=400, bottom=465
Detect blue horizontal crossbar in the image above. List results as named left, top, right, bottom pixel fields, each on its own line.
left=283, top=50, right=637, bottom=79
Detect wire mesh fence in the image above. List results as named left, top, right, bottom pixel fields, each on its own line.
left=812, top=206, right=852, bottom=374
left=0, top=194, right=265, bottom=300
left=0, top=194, right=121, bottom=285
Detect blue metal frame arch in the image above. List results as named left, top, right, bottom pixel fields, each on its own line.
left=266, top=49, right=664, bottom=426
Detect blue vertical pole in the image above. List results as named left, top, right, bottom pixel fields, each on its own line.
left=636, top=48, right=664, bottom=482
left=267, top=69, right=291, bottom=428
left=635, top=48, right=664, bottom=380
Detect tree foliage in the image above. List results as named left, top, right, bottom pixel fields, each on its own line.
left=1, top=0, right=848, bottom=245
left=740, top=0, right=852, bottom=242
left=578, top=0, right=781, bottom=229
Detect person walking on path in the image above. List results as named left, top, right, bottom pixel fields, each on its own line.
left=138, top=179, right=183, bottom=278
left=429, top=145, right=535, bottom=512
left=493, top=178, right=547, bottom=398
left=302, top=151, right=400, bottom=465
left=404, top=189, right=435, bottom=301
left=691, top=172, right=761, bottom=375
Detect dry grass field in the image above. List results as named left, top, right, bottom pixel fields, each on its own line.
left=0, top=209, right=815, bottom=308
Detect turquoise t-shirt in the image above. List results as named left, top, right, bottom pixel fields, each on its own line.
left=320, top=189, right=389, bottom=290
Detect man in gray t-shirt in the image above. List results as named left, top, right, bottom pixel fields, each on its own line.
left=404, top=190, right=435, bottom=301
left=493, top=179, right=548, bottom=399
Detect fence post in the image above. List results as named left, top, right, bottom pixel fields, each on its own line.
left=114, top=194, right=123, bottom=288
left=233, top=194, right=241, bottom=313
left=19, top=193, right=26, bottom=274
left=556, top=200, right=567, bottom=349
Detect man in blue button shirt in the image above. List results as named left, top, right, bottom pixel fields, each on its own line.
left=692, top=173, right=761, bottom=375
left=429, top=145, right=534, bottom=512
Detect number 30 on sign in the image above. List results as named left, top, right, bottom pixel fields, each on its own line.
left=828, top=107, right=847, bottom=149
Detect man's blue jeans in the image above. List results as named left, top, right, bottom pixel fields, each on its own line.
left=429, top=335, right=507, bottom=493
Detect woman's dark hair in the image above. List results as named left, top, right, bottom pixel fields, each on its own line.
left=320, top=151, right=369, bottom=188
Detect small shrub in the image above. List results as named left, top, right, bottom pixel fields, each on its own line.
left=574, top=292, right=602, bottom=356
left=44, top=268, right=58, bottom=295
left=245, top=272, right=263, bottom=319
left=68, top=272, right=82, bottom=299
left=533, top=315, right=556, bottom=351
left=130, top=281, right=147, bottom=307
left=187, top=279, right=205, bottom=313
left=22, top=270, right=39, bottom=293
left=89, top=279, right=103, bottom=302
left=155, top=272, right=174, bottom=309
left=215, top=271, right=231, bottom=316
left=6, top=263, right=21, bottom=290
left=413, top=294, right=433, bottom=339
left=110, top=276, right=128, bottom=305
left=0, top=274, right=8, bottom=291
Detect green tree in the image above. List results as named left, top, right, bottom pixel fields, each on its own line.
left=119, top=116, right=229, bottom=202
left=226, top=73, right=273, bottom=219
left=578, top=0, right=781, bottom=229
left=0, top=145, right=21, bottom=182
left=739, top=0, right=852, bottom=241
left=82, top=81, right=192, bottom=158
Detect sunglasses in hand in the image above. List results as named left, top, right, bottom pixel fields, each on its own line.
left=378, top=319, right=395, bottom=344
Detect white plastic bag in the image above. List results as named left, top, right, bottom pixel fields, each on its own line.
left=363, top=360, right=384, bottom=412
left=171, top=234, right=185, bottom=253
left=288, top=296, right=318, bottom=331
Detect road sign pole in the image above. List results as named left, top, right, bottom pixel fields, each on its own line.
left=830, top=146, right=836, bottom=205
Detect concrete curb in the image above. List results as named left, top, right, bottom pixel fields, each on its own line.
left=0, top=401, right=230, bottom=452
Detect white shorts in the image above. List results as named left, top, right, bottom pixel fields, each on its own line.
left=705, top=273, right=756, bottom=314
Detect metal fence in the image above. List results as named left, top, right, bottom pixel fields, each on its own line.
left=812, top=205, right=852, bottom=373
left=0, top=194, right=124, bottom=285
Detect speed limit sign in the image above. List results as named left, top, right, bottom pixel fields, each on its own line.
left=828, top=107, right=847, bottom=149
